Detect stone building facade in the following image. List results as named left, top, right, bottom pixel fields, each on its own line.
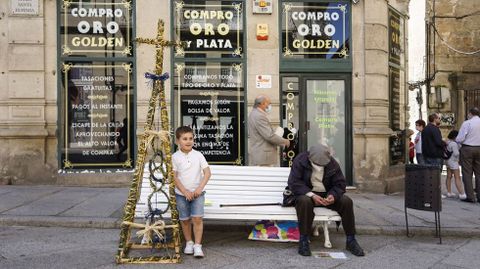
left=0, top=0, right=410, bottom=193
left=426, top=0, right=480, bottom=129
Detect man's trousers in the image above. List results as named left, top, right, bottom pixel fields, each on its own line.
left=460, top=145, right=480, bottom=201
left=295, top=194, right=356, bottom=236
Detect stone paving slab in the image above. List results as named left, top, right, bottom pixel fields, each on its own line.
left=2, top=188, right=99, bottom=216
left=59, top=189, right=128, bottom=218
left=0, top=187, right=63, bottom=213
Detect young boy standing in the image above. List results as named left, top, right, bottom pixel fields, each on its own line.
left=172, top=126, right=211, bottom=258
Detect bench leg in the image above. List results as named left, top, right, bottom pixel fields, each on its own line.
left=312, top=223, right=321, bottom=237
left=323, top=221, right=332, bottom=248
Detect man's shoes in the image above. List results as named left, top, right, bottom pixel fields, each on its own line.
left=184, top=241, right=194, bottom=255
left=298, top=235, right=311, bottom=256
left=460, top=198, right=476, bottom=203
left=346, top=239, right=365, bottom=257
left=458, top=193, right=467, bottom=200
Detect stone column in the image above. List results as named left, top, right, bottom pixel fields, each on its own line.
left=352, top=0, right=400, bottom=192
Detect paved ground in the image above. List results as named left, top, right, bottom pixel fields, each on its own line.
left=0, top=226, right=478, bottom=269
left=1, top=174, right=479, bottom=268
left=1, top=180, right=479, bottom=236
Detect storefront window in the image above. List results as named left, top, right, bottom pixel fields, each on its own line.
left=173, top=0, right=245, bottom=164
left=388, top=7, right=405, bottom=165
left=58, top=0, right=135, bottom=170
left=60, top=62, right=134, bottom=169
left=173, top=62, right=245, bottom=164
left=281, top=1, right=350, bottom=59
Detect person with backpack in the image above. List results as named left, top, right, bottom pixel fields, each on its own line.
left=444, top=130, right=467, bottom=200
left=422, top=113, right=445, bottom=169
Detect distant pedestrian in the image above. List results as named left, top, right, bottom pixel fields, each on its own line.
left=456, top=107, right=480, bottom=203
left=444, top=130, right=466, bottom=200
left=408, top=129, right=415, bottom=164
left=414, top=119, right=426, bottom=164
left=422, top=113, right=444, bottom=169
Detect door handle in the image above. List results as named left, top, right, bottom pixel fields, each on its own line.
left=306, top=121, right=310, bottom=131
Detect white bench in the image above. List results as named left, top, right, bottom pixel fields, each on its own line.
left=136, top=165, right=342, bottom=248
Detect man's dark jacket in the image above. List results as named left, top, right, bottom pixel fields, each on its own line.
left=288, top=151, right=346, bottom=202
left=421, top=123, right=444, bottom=158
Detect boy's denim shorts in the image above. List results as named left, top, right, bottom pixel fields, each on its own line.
left=175, top=192, right=205, bottom=221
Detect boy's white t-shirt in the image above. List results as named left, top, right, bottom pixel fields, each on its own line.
left=172, top=149, right=209, bottom=196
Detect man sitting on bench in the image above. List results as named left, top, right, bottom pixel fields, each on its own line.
left=288, top=144, right=365, bottom=257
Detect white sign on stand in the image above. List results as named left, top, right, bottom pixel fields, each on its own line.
left=256, top=75, right=272, bottom=89
left=11, top=0, right=39, bottom=15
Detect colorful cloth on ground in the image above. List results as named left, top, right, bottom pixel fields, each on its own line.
left=248, top=220, right=299, bottom=242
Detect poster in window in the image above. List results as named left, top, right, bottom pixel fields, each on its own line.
left=60, top=0, right=133, bottom=57
left=282, top=1, right=350, bottom=59
left=173, top=0, right=244, bottom=58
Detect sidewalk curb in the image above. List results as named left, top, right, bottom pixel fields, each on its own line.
left=0, top=215, right=121, bottom=229
left=1, top=216, right=480, bottom=238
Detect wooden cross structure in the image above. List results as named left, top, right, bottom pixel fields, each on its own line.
left=116, top=20, right=183, bottom=264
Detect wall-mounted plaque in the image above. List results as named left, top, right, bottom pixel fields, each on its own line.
left=174, top=62, right=245, bottom=165
left=253, top=0, right=273, bottom=14
left=60, top=62, right=134, bottom=169
left=11, top=0, right=39, bottom=15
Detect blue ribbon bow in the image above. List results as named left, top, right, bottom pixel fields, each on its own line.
left=144, top=72, right=169, bottom=81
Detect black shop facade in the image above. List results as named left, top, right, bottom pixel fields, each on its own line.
left=57, top=0, right=358, bottom=185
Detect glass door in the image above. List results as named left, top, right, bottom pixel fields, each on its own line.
left=281, top=74, right=352, bottom=184
left=304, top=79, right=347, bottom=175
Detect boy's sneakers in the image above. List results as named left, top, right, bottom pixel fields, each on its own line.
left=458, top=193, right=467, bottom=200
left=193, top=244, right=204, bottom=258
left=446, top=192, right=456, bottom=198
left=184, top=241, right=194, bottom=255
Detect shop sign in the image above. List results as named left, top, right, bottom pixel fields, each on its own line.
left=60, top=0, right=132, bottom=57
left=388, top=8, right=401, bottom=65
left=61, top=62, right=134, bottom=169
left=173, top=1, right=244, bottom=57
left=11, top=0, right=38, bottom=15
left=282, top=2, right=350, bottom=58
left=174, top=62, right=244, bottom=164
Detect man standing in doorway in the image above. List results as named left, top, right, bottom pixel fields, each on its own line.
left=248, top=95, right=290, bottom=166
left=456, top=107, right=480, bottom=203
left=422, top=113, right=444, bottom=168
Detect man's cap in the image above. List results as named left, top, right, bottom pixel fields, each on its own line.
left=308, top=144, right=331, bottom=166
